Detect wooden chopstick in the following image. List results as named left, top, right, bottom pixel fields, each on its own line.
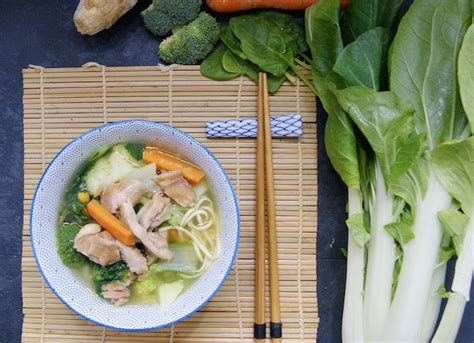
left=254, top=72, right=266, bottom=341
left=262, top=73, right=282, bottom=342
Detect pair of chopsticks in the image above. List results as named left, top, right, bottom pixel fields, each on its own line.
left=254, top=72, right=282, bottom=342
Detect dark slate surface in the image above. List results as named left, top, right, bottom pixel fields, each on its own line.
left=0, top=1, right=472, bottom=342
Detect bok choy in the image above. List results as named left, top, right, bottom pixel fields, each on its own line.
left=305, top=0, right=473, bottom=341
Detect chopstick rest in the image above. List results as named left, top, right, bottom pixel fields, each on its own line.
left=206, top=114, right=302, bottom=138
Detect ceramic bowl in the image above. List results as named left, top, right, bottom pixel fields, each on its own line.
left=30, top=120, right=240, bottom=331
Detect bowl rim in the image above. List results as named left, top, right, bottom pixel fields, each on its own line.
left=30, top=120, right=240, bottom=331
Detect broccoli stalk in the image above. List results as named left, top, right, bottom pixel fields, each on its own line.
left=159, top=12, right=221, bottom=65
left=141, top=0, right=202, bottom=37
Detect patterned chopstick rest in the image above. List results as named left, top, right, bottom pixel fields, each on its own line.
left=206, top=114, right=302, bottom=138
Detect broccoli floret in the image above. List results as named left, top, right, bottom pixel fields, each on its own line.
left=133, top=273, right=159, bottom=296
left=141, top=0, right=202, bottom=37
left=165, top=205, right=186, bottom=227
left=56, top=223, right=89, bottom=268
left=92, top=261, right=129, bottom=294
left=159, top=12, right=221, bottom=65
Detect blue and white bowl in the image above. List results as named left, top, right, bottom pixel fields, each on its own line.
left=30, top=120, right=240, bottom=331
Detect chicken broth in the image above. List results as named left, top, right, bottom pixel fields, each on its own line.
left=56, top=143, right=220, bottom=307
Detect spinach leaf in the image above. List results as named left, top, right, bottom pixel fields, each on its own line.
left=220, top=26, right=247, bottom=60
left=333, top=27, right=389, bottom=90
left=335, top=86, right=424, bottom=186
left=458, top=25, right=474, bottom=134
left=257, top=11, right=308, bottom=55
left=124, top=143, right=145, bottom=161
left=222, top=50, right=285, bottom=93
left=341, top=0, right=403, bottom=44
left=230, top=11, right=316, bottom=93
left=230, top=14, right=297, bottom=77
left=64, top=176, right=89, bottom=225
left=200, top=44, right=239, bottom=81
left=222, top=50, right=258, bottom=79
left=389, top=0, right=471, bottom=150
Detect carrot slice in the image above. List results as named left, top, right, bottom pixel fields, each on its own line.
left=143, top=147, right=205, bottom=185
left=86, top=199, right=135, bottom=246
left=168, top=228, right=180, bottom=243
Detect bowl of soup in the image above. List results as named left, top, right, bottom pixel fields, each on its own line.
left=30, top=120, right=239, bottom=330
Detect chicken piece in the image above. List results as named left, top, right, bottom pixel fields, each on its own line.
left=74, top=226, right=121, bottom=266
left=154, top=170, right=197, bottom=207
left=101, top=180, right=147, bottom=214
left=146, top=232, right=174, bottom=262
left=101, top=281, right=130, bottom=306
left=139, top=191, right=171, bottom=230
left=116, top=241, right=148, bottom=275
left=120, top=200, right=173, bottom=261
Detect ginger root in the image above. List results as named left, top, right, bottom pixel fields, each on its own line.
left=73, top=0, right=138, bottom=35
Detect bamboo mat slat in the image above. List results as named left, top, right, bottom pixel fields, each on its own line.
left=22, top=64, right=318, bottom=342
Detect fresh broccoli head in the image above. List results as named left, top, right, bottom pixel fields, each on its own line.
left=141, top=0, right=202, bottom=37
left=159, top=12, right=221, bottom=65
left=57, top=223, right=90, bottom=268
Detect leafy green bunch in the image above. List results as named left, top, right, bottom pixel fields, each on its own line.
left=201, top=11, right=315, bottom=94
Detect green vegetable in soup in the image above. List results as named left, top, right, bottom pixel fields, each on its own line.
left=123, top=143, right=145, bottom=161
left=165, top=205, right=186, bottom=227
left=64, top=178, right=89, bottom=225
left=84, top=144, right=142, bottom=196
left=133, top=273, right=159, bottom=296
left=150, top=243, right=200, bottom=275
left=158, top=280, right=185, bottom=308
left=62, top=145, right=111, bottom=225
left=92, top=261, right=129, bottom=295
left=57, top=223, right=90, bottom=268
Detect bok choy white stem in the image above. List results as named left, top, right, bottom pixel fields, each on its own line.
left=383, top=177, right=451, bottom=341
left=431, top=137, right=474, bottom=342
left=363, top=164, right=395, bottom=340
left=420, top=257, right=448, bottom=341
left=342, top=188, right=365, bottom=342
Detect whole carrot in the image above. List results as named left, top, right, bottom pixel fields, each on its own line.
left=207, top=0, right=349, bottom=12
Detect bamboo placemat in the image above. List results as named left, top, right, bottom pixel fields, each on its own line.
left=22, top=64, right=317, bottom=342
